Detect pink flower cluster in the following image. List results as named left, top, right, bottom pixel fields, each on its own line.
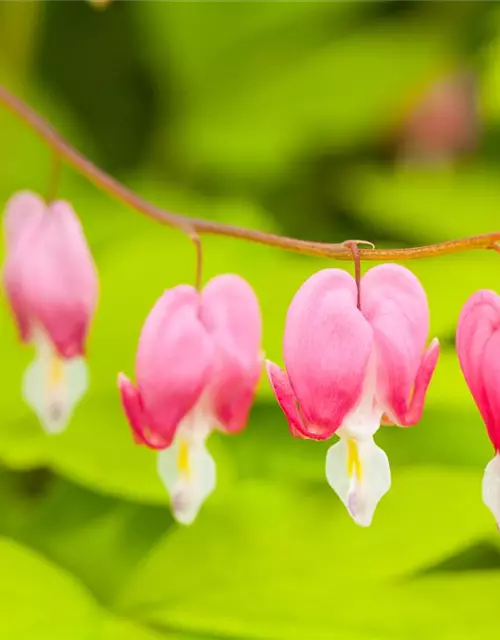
left=2, top=191, right=500, bottom=527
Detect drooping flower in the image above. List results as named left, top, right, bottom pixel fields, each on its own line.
left=267, top=265, right=439, bottom=526
left=2, top=191, right=98, bottom=434
left=457, top=290, right=500, bottom=527
left=118, top=274, right=262, bottom=525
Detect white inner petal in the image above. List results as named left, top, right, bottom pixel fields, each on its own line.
left=326, top=436, right=391, bottom=527
left=157, top=409, right=216, bottom=525
left=482, top=454, right=500, bottom=527
left=22, top=332, right=88, bottom=435
left=341, top=354, right=383, bottom=440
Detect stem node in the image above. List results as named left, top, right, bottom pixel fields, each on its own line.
left=188, top=231, right=203, bottom=291
left=344, top=241, right=363, bottom=310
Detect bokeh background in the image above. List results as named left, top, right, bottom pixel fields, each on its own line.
left=1, top=1, right=500, bottom=638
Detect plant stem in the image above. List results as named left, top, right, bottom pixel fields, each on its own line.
left=1, top=83, right=499, bottom=262
left=345, top=241, right=362, bottom=309
left=45, top=149, right=62, bottom=203
left=190, top=232, right=203, bottom=290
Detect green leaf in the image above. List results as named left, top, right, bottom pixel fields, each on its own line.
left=0, top=472, right=172, bottom=604
left=101, top=619, right=166, bottom=640
left=135, top=3, right=456, bottom=181
left=180, top=23, right=453, bottom=180
left=0, top=393, right=168, bottom=504
left=339, top=164, right=500, bottom=242
left=0, top=469, right=204, bottom=638
left=135, top=2, right=366, bottom=110
left=118, top=472, right=493, bottom=639
left=101, top=618, right=192, bottom=640
left=378, top=573, right=500, bottom=639
left=419, top=537, right=500, bottom=574
left=0, top=537, right=100, bottom=639
left=0, top=468, right=495, bottom=640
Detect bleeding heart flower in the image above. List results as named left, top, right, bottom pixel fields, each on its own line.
left=2, top=191, right=98, bottom=434
left=457, top=290, right=500, bottom=527
left=118, top=274, right=262, bottom=525
left=267, top=265, right=439, bottom=526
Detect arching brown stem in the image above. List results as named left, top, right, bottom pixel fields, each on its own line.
left=1, top=83, right=500, bottom=262
left=46, top=149, right=62, bottom=203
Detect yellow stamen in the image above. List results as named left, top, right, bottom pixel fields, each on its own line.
left=43, top=353, right=66, bottom=422
left=49, top=353, right=64, bottom=386
left=177, top=439, right=191, bottom=479
left=346, top=439, right=363, bottom=481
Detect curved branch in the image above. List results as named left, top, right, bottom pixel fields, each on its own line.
left=1, top=83, right=499, bottom=261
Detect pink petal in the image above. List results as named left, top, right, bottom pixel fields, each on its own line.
left=200, top=274, right=262, bottom=433
left=3, top=197, right=98, bottom=357
left=403, top=338, right=440, bottom=425
left=477, top=334, right=500, bottom=451
left=135, top=286, right=214, bottom=448
left=3, top=254, right=32, bottom=343
left=266, top=360, right=307, bottom=438
left=2, top=192, right=46, bottom=342
left=118, top=373, right=147, bottom=445
left=361, top=264, right=436, bottom=425
left=457, top=290, right=500, bottom=451
left=37, top=201, right=98, bottom=356
left=3, top=191, right=45, bottom=248
left=118, top=373, right=170, bottom=449
left=283, top=269, right=373, bottom=439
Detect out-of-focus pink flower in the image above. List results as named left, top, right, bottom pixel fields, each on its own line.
left=119, top=274, right=262, bottom=524
left=398, top=72, right=478, bottom=165
left=89, top=0, right=112, bottom=9
left=2, top=191, right=98, bottom=434
left=267, top=265, right=439, bottom=526
left=457, top=290, right=500, bottom=527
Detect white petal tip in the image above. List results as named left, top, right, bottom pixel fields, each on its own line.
left=353, top=518, right=372, bottom=528
left=41, top=416, right=69, bottom=436
left=39, top=400, right=72, bottom=435
left=25, top=396, right=70, bottom=436
left=347, top=491, right=374, bottom=527
left=349, top=513, right=373, bottom=528
left=326, top=438, right=390, bottom=528
left=22, top=347, right=88, bottom=436
left=157, top=437, right=216, bottom=527
left=170, top=489, right=202, bottom=526
left=173, top=515, right=196, bottom=527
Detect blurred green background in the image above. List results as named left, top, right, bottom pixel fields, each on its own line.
left=1, top=1, right=500, bottom=638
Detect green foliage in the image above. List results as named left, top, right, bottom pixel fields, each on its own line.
left=0, top=1, right=499, bottom=638
left=0, top=537, right=100, bottom=639
left=137, top=3, right=458, bottom=183
left=340, top=164, right=500, bottom=241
